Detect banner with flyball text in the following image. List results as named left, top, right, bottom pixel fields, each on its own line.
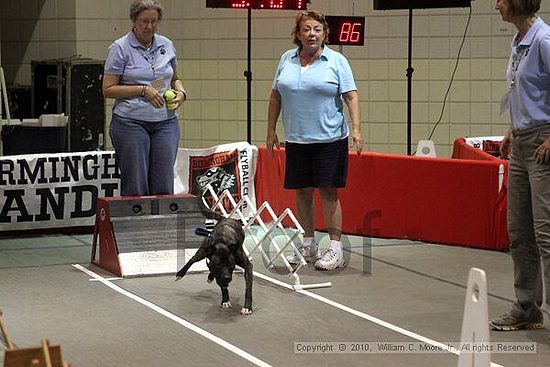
left=0, top=142, right=259, bottom=232
left=174, top=141, right=258, bottom=218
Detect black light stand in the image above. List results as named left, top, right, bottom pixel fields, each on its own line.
left=406, top=8, right=413, bottom=155
left=245, top=8, right=252, bottom=143
left=374, top=0, right=472, bottom=155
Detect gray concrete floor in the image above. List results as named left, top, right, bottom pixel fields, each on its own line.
left=0, top=231, right=549, bottom=366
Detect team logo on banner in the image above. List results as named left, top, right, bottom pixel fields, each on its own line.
left=189, top=149, right=241, bottom=200
left=174, top=142, right=258, bottom=218
left=195, top=167, right=236, bottom=193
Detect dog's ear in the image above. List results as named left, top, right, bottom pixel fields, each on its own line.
left=227, top=237, right=242, bottom=253
left=203, top=235, right=216, bottom=257
left=206, top=245, right=215, bottom=257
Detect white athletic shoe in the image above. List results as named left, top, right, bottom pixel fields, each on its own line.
left=287, top=245, right=319, bottom=265
left=314, top=248, right=344, bottom=270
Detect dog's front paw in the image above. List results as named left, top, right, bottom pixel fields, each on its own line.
left=240, top=307, right=253, bottom=315
left=221, top=301, right=232, bottom=308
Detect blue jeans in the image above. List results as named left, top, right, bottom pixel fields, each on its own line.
left=508, top=124, right=550, bottom=322
left=109, top=114, right=179, bottom=196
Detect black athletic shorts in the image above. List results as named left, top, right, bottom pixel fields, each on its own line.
left=284, top=137, right=349, bottom=189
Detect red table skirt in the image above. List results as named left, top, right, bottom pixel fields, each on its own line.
left=254, top=140, right=509, bottom=251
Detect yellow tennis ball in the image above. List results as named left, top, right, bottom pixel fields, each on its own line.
left=166, top=101, right=178, bottom=110
left=163, top=89, right=176, bottom=102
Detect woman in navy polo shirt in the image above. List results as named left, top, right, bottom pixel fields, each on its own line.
left=266, top=10, right=363, bottom=271
left=103, top=0, right=187, bottom=196
left=490, top=0, right=550, bottom=331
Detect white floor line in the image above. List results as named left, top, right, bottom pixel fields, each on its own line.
left=89, top=277, right=123, bottom=282
left=72, top=264, right=272, bottom=367
left=74, top=264, right=503, bottom=367
left=252, top=271, right=505, bottom=367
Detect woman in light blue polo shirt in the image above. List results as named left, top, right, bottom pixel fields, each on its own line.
left=490, top=0, right=550, bottom=331
left=266, top=10, right=363, bottom=271
left=103, top=0, right=187, bottom=196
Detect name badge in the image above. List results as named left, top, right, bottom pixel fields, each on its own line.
left=151, top=78, right=166, bottom=92
left=500, top=92, right=510, bottom=116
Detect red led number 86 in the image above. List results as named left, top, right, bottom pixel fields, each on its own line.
left=339, top=22, right=362, bottom=43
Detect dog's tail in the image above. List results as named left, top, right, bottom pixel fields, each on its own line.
left=198, top=190, right=225, bottom=222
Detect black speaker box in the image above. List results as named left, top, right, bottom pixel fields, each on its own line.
left=1, top=125, right=67, bottom=155
left=1, top=86, right=32, bottom=120
left=374, top=0, right=471, bottom=10
left=31, top=58, right=105, bottom=152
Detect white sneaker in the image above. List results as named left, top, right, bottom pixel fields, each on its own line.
left=314, top=248, right=344, bottom=270
left=287, top=245, right=319, bottom=265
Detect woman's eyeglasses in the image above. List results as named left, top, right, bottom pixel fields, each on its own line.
left=136, top=18, right=159, bottom=26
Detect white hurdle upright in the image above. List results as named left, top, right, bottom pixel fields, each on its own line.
left=457, top=267, right=491, bottom=367
left=203, top=186, right=332, bottom=290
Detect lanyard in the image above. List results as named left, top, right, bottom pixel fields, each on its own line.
left=502, top=46, right=531, bottom=116
left=510, top=46, right=529, bottom=89
left=138, top=46, right=156, bottom=78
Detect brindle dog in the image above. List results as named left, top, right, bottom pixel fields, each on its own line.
left=175, top=196, right=253, bottom=315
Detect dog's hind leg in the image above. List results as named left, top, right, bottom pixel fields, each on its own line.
left=220, top=287, right=231, bottom=308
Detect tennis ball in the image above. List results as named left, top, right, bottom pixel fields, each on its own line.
left=166, top=101, right=178, bottom=110
left=163, top=89, right=177, bottom=102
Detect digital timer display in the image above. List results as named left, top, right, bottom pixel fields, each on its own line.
left=206, top=0, right=309, bottom=9
left=325, top=16, right=365, bottom=46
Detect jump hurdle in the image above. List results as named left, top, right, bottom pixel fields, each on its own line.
left=1, top=310, right=71, bottom=367
left=202, top=186, right=332, bottom=290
